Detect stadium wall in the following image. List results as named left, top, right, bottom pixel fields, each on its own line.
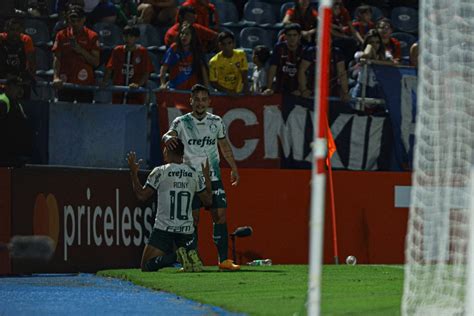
left=0, top=168, right=11, bottom=274
left=0, top=166, right=411, bottom=274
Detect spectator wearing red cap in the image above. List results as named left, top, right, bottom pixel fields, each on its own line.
left=52, top=7, right=100, bottom=103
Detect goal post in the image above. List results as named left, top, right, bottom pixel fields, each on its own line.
left=308, top=0, right=333, bottom=315
left=402, top=0, right=474, bottom=315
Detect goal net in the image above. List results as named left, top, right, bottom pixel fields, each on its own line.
left=402, top=1, right=474, bottom=315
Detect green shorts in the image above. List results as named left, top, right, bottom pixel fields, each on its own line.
left=192, top=180, right=227, bottom=210
left=147, top=228, right=196, bottom=254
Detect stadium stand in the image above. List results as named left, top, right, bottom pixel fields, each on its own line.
left=390, top=6, right=418, bottom=33
left=279, top=2, right=294, bottom=21
left=214, top=0, right=240, bottom=27
left=35, top=46, right=53, bottom=73
left=93, top=22, right=123, bottom=49
left=242, top=1, right=279, bottom=27
left=239, top=26, right=275, bottom=50
left=24, top=18, right=51, bottom=46
left=371, top=6, right=385, bottom=21
left=391, top=31, right=417, bottom=63
left=136, top=23, right=166, bottom=54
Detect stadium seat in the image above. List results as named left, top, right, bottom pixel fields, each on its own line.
left=146, top=79, right=158, bottom=104
left=30, top=76, right=54, bottom=101
left=391, top=32, right=417, bottom=63
left=242, top=1, right=279, bottom=27
left=371, top=6, right=384, bottom=22
left=280, top=2, right=294, bottom=20
left=147, top=50, right=161, bottom=74
left=136, top=23, right=165, bottom=52
left=391, top=6, right=418, bottom=33
left=239, top=27, right=275, bottom=50
left=35, top=47, right=52, bottom=73
left=94, top=89, right=112, bottom=104
left=93, top=22, right=123, bottom=49
left=214, top=0, right=240, bottom=27
left=24, top=19, right=51, bottom=46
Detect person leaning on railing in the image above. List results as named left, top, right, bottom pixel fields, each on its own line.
left=52, top=6, right=100, bottom=103
left=0, top=18, right=36, bottom=100
left=100, top=25, right=154, bottom=104
left=349, top=29, right=394, bottom=113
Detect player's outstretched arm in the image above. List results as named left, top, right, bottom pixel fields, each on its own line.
left=198, top=159, right=213, bottom=207
left=127, top=151, right=154, bottom=201
left=162, top=130, right=179, bottom=150
left=218, top=138, right=240, bottom=186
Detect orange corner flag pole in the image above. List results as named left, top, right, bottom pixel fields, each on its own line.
left=325, top=119, right=339, bottom=265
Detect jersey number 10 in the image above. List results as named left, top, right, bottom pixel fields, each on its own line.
left=169, top=190, right=191, bottom=220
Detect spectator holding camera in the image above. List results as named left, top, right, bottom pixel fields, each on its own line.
left=52, top=6, right=100, bottom=102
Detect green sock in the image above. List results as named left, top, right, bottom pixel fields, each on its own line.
left=144, top=253, right=177, bottom=271
left=213, top=223, right=228, bottom=262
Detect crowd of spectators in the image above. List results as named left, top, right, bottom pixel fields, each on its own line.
left=0, top=0, right=419, bottom=108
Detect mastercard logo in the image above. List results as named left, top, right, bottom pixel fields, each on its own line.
left=33, top=193, right=60, bottom=250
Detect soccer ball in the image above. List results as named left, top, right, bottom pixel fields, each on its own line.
left=345, top=255, right=357, bottom=265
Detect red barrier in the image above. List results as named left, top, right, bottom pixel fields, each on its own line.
left=4, top=166, right=411, bottom=274
left=199, top=169, right=411, bottom=265
left=0, top=168, right=11, bottom=274
left=157, top=91, right=282, bottom=168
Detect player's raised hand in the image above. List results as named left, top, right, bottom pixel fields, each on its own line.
left=230, top=169, right=240, bottom=186
left=127, top=151, right=141, bottom=175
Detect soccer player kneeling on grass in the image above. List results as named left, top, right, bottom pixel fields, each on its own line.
left=127, top=138, right=212, bottom=272
left=162, top=84, right=241, bottom=271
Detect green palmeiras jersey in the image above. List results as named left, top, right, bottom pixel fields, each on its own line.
left=145, top=163, right=205, bottom=234
left=169, top=112, right=226, bottom=181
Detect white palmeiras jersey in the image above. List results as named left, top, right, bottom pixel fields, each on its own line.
left=145, top=163, right=205, bottom=234
left=169, top=112, right=226, bottom=181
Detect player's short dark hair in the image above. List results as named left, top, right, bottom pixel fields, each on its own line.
left=170, top=138, right=185, bottom=157
left=284, top=23, right=302, bottom=34
left=123, top=25, right=140, bottom=37
left=217, top=30, right=234, bottom=43
left=253, top=45, right=270, bottom=64
left=191, top=84, right=210, bottom=96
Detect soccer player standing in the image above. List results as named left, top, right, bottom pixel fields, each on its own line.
left=162, top=84, right=241, bottom=271
left=127, top=138, right=212, bottom=272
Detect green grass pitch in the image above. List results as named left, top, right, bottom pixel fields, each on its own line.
left=98, top=265, right=404, bottom=315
